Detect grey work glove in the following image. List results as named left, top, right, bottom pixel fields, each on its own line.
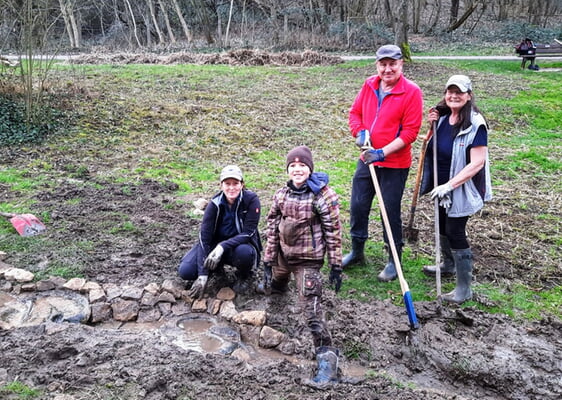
left=203, top=244, right=224, bottom=271
left=431, top=182, right=454, bottom=208
left=188, top=275, right=208, bottom=299
left=329, top=264, right=343, bottom=293
left=355, top=129, right=370, bottom=148
left=362, top=148, right=385, bottom=164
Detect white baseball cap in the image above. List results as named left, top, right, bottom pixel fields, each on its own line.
left=446, top=75, right=472, bottom=93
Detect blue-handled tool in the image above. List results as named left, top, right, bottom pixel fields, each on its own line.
left=367, top=161, right=420, bottom=330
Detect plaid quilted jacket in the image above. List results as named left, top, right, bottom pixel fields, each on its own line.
left=264, top=172, right=342, bottom=267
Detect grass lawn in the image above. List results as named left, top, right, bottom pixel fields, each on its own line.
left=1, top=55, right=560, bottom=322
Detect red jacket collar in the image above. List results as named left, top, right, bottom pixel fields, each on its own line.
left=368, top=73, right=406, bottom=94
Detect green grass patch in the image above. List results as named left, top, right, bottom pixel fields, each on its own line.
left=0, top=168, right=42, bottom=192
left=0, top=380, right=42, bottom=399
left=475, top=283, right=561, bottom=321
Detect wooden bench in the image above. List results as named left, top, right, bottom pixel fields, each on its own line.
left=517, top=40, right=562, bottom=69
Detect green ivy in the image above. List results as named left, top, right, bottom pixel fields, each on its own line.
left=0, top=96, right=62, bottom=145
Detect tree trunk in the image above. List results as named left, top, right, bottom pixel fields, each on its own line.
left=146, top=0, right=165, bottom=44
left=411, top=0, right=422, bottom=34
left=468, top=1, right=486, bottom=34
left=190, top=0, right=214, bottom=45
left=68, top=3, right=81, bottom=48
left=394, top=0, right=410, bottom=62
left=450, top=0, right=460, bottom=25
left=426, top=0, right=442, bottom=34
left=224, top=0, right=235, bottom=47
left=446, top=1, right=479, bottom=33
left=157, top=0, right=176, bottom=43
left=170, top=0, right=193, bottom=43
left=123, top=0, right=142, bottom=47
left=58, top=0, right=77, bottom=48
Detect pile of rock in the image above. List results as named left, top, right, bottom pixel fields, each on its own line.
left=0, top=257, right=292, bottom=355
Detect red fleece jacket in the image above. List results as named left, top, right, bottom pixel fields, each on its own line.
left=349, top=73, right=423, bottom=168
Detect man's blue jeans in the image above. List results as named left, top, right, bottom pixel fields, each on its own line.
left=349, top=160, right=409, bottom=248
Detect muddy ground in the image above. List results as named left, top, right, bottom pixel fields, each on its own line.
left=0, top=177, right=560, bottom=400
left=0, top=51, right=561, bottom=399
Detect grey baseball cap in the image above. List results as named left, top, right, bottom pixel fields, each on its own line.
left=376, top=45, right=403, bottom=61
left=220, top=165, right=243, bottom=182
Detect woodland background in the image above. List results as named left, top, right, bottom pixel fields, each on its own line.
left=1, top=0, right=561, bottom=54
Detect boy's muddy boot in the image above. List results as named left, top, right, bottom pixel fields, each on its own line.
left=423, top=235, right=456, bottom=277
left=377, top=244, right=401, bottom=282
left=270, top=279, right=288, bottom=294
left=304, top=346, right=339, bottom=389
left=442, top=248, right=473, bottom=304
left=342, top=238, right=365, bottom=268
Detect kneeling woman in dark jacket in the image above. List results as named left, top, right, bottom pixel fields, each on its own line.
left=178, top=165, right=262, bottom=297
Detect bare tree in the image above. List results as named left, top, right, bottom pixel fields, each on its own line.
left=426, top=0, right=443, bottom=34
left=189, top=0, right=213, bottom=44
left=224, top=0, right=235, bottom=47
left=157, top=0, right=176, bottom=43
left=123, top=0, right=142, bottom=47
left=446, top=0, right=482, bottom=33
left=146, top=0, right=165, bottom=44
left=449, top=0, right=460, bottom=25
left=58, top=0, right=81, bottom=48
left=394, top=0, right=410, bottom=61
left=170, top=0, right=193, bottom=43
left=411, top=0, right=424, bottom=33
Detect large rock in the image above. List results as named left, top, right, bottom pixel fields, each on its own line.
left=219, top=301, right=237, bottom=320
left=4, top=268, right=34, bottom=283
left=0, top=290, right=90, bottom=329
left=259, top=325, right=285, bottom=348
left=63, top=277, right=86, bottom=291
left=90, top=302, right=112, bottom=323
left=111, top=299, right=139, bottom=321
left=232, top=310, right=266, bottom=326
left=216, top=287, right=236, bottom=301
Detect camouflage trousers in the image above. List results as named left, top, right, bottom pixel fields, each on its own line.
left=271, top=252, right=332, bottom=348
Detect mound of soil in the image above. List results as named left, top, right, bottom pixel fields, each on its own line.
left=1, top=178, right=560, bottom=400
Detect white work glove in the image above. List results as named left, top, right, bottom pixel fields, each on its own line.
left=204, top=244, right=224, bottom=271
left=188, top=275, right=208, bottom=299
left=431, top=182, right=454, bottom=208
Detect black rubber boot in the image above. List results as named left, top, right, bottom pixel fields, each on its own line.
left=377, top=244, right=401, bottom=282
left=308, top=346, right=339, bottom=387
left=442, top=248, right=473, bottom=304
left=232, top=271, right=254, bottom=295
left=423, top=235, right=456, bottom=277
left=342, top=238, right=365, bottom=268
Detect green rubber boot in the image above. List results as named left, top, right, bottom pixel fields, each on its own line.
left=342, top=238, right=366, bottom=268
left=423, top=235, right=456, bottom=277
left=442, top=248, right=473, bottom=304
left=377, top=244, right=401, bottom=282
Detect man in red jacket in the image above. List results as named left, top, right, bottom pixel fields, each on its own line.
left=343, top=44, right=423, bottom=282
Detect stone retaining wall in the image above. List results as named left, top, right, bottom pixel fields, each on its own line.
left=0, top=259, right=293, bottom=354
